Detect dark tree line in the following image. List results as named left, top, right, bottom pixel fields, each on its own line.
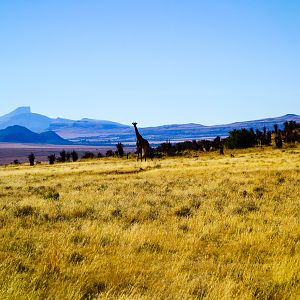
left=22, top=120, right=300, bottom=165
left=47, top=150, right=79, bottom=164
left=154, top=121, right=300, bottom=156
left=25, top=142, right=126, bottom=166
left=220, top=121, right=299, bottom=150
left=155, top=136, right=225, bottom=156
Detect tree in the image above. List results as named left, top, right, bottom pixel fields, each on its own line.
left=106, top=150, right=114, bottom=157
left=266, top=131, right=272, bottom=145
left=225, top=129, right=256, bottom=149
left=213, top=136, right=221, bottom=149
left=48, top=154, right=56, bottom=165
left=66, top=152, right=71, bottom=162
left=274, top=124, right=278, bottom=135
left=275, top=133, right=283, bottom=148
left=82, top=152, right=94, bottom=159
left=116, top=143, right=124, bottom=157
left=157, top=141, right=176, bottom=156
left=71, top=150, right=79, bottom=162
left=219, top=144, right=224, bottom=155
left=59, top=150, right=66, bottom=162
left=28, top=153, right=35, bottom=166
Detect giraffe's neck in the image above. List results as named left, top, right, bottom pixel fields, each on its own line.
left=134, top=126, right=142, bottom=141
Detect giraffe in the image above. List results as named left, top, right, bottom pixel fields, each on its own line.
left=132, top=122, right=150, bottom=162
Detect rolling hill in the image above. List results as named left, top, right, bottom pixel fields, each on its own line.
left=0, top=125, right=72, bottom=144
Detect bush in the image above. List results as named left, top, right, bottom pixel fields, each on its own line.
left=275, top=135, right=283, bottom=148
left=116, top=143, right=124, bottom=157
left=48, top=154, right=56, bottom=165
left=225, top=129, right=256, bottom=149
left=175, top=207, right=192, bottom=218
left=69, top=252, right=85, bottom=265
left=71, top=150, right=79, bottom=162
left=59, top=150, right=66, bottom=162
left=66, top=152, right=71, bottom=161
left=14, top=205, right=35, bottom=217
left=28, top=153, right=35, bottom=166
left=45, top=190, right=60, bottom=201
left=80, top=282, right=106, bottom=300
left=82, top=152, right=95, bottom=159
left=106, top=150, right=114, bottom=157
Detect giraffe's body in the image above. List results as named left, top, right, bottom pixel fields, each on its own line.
left=132, top=122, right=150, bottom=162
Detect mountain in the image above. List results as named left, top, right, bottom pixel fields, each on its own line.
left=38, top=131, right=72, bottom=145
left=0, top=107, right=299, bottom=145
left=66, top=114, right=300, bottom=146
left=0, top=106, right=31, bottom=122
left=0, top=107, right=129, bottom=136
left=0, top=125, right=72, bottom=144
left=0, top=107, right=52, bottom=133
left=48, top=117, right=130, bottom=138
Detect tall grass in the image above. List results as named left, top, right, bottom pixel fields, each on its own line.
left=0, top=147, right=299, bottom=299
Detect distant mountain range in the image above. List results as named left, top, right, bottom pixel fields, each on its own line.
left=0, top=107, right=299, bottom=145
left=0, top=125, right=72, bottom=145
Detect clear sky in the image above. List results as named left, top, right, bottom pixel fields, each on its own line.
left=0, top=0, right=299, bottom=126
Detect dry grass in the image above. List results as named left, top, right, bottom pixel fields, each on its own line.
left=0, top=147, right=299, bottom=299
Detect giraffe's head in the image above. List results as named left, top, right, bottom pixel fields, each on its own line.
left=132, top=122, right=137, bottom=126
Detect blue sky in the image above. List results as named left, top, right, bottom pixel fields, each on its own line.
left=0, top=0, right=299, bottom=126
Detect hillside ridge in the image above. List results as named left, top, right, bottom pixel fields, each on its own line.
left=0, top=125, right=72, bottom=145
left=0, top=107, right=299, bottom=145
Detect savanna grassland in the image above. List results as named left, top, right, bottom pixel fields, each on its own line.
left=0, top=147, right=299, bottom=299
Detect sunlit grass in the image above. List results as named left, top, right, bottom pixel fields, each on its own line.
left=0, top=147, right=299, bottom=299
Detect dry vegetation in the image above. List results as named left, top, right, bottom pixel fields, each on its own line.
left=0, top=147, right=299, bottom=299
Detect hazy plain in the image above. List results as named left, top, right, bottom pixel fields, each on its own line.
left=0, top=143, right=121, bottom=165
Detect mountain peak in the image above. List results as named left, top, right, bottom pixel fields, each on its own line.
left=0, top=107, right=32, bottom=124
left=12, top=106, right=31, bottom=115
left=284, top=113, right=297, bottom=117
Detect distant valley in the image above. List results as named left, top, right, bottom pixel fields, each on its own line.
left=0, top=107, right=299, bottom=146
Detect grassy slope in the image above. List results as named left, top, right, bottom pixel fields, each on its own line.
left=0, top=147, right=299, bottom=299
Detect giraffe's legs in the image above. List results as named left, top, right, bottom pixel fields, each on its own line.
left=143, top=147, right=148, bottom=162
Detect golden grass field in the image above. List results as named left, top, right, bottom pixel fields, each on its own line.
left=0, top=147, right=299, bottom=299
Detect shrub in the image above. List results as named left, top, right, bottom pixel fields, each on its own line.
left=66, top=152, right=71, bottom=161
left=137, top=242, right=162, bottom=253
left=275, top=135, right=283, bottom=148
left=175, top=207, right=192, bottom=218
left=106, top=150, right=114, bottom=157
left=28, top=153, right=35, bottom=166
left=225, top=129, right=256, bottom=149
left=116, top=143, right=124, bottom=157
left=45, top=190, right=60, bottom=201
left=111, top=208, right=122, bottom=218
left=68, top=252, right=85, bottom=265
left=59, top=150, right=66, bottom=162
left=80, top=282, right=106, bottom=300
left=71, top=150, right=79, bottom=162
left=14, top=205, right=35, bottom=217
left=48, top=154, right=56, bottom=165
left=82, top=152, right=95, bottom=159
